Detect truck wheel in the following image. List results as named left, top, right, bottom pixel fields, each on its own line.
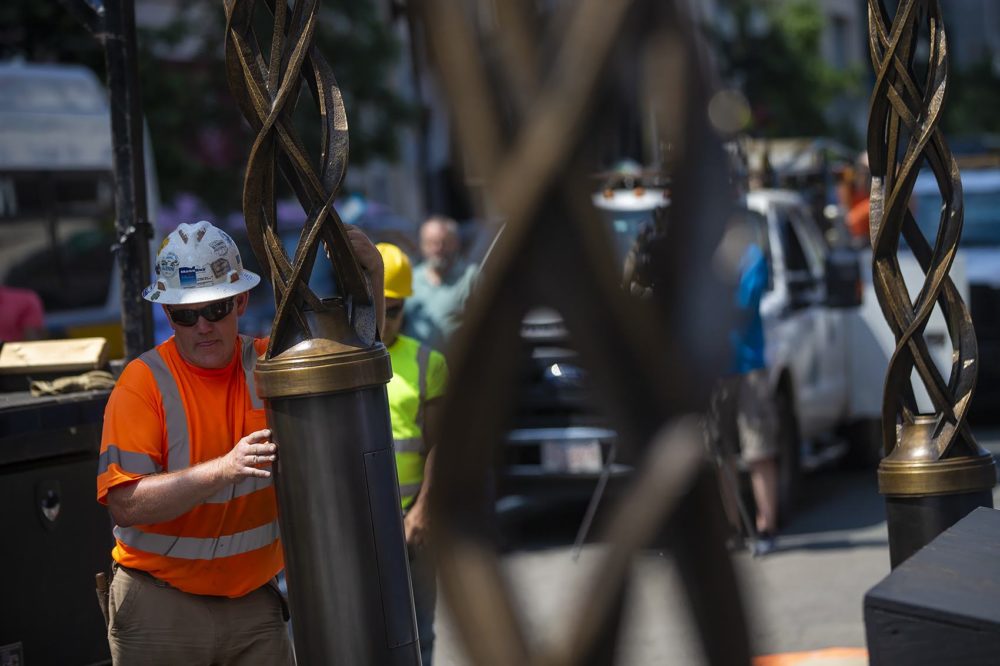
left=842, top=418, right=883, bottom=469
left=775, top=388, right=800, bottom=528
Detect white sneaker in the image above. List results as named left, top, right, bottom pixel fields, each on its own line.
left=751, top=534, right=776, bottom=557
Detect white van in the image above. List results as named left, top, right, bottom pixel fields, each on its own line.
left=0, top=61, right=160, bottom=357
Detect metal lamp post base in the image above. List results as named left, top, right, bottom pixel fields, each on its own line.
left=257, top=340, right=420, bottom=665
left=885, top=490, right=994, bottom=569
left=879, top=417, right=996, bottom=569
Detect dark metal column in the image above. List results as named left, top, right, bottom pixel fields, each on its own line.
left=61, top=0, right=154, bottom=360
left=255, top=340, right=418, bottom=665
left=222, top=1, right=419, bottom=662
left=866, top=0, right=996, bottom=568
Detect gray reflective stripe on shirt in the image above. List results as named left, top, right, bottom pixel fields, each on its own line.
left=204, top=475, right=273, bottom=504
left=138, top=349, right=189, bottom=471
left=240, top=335, right=263, bottom=410
left=98, top=445, right=162, bottom=475
left=139, top=339, right=263, bottom=473
left=394, top=437, right=424, bottom=454
left=205, top=339, right=269, bottom=503
left=113, top=519, right=280, bottom=560
left=399, top=482, right=422, bottom=499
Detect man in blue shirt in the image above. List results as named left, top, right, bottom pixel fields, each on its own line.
left=734, top=241, right=779, bottom=553
left=712, top=216, right=780, bottom=556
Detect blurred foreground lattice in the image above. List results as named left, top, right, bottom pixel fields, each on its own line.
left=419, top=1, right=751, bottom=664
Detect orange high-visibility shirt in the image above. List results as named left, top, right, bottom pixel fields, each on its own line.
left=848, top=198, right=871, bottom=241
left=97, top=335, right=283, bottom=597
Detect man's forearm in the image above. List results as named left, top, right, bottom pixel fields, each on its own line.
left=109, top=457, right=230, bottom=527
left=417, top=446, right=436, bottom=503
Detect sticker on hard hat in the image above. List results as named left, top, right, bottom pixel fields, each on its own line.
left=159, top=252, right=179, bottom=278
left=178, top=266, right=205, bottom=287
left=210, top=240, right=228, bottom=257
left=211, top=258, right=232, bottom=278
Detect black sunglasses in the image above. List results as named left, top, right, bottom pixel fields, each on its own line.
left=167, top=298, right=236, bottom=327
left=386, top=304, right=404, bottom=319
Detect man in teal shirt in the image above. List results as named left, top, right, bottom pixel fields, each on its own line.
left=403, top=215, right=477, bottom=352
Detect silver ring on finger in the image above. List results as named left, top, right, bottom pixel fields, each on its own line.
left=252, top=454, right=257, bottom=466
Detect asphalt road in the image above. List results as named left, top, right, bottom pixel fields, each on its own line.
left=432, top=427, right=1000, bottom=665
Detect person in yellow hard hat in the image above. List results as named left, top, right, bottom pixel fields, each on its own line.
left=378, top=242, right=447, bottom=665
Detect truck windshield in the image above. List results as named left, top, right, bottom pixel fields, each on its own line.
left=598, top=207, right=663, bottom=267
left=1, top=220, right=115, bottom=312
left=914, top=191, right=1000, bottom=247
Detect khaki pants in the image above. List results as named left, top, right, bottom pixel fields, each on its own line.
left=108, top=565, right=294, bottom=665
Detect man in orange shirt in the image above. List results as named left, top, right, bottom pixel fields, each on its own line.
left=97, top=220, right=383, bottom=664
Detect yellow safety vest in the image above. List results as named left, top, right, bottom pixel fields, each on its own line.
left=387, top=334, right=447, bottom=510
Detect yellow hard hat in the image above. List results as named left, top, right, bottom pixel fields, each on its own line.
left=377, top=242, right=413, bottom=299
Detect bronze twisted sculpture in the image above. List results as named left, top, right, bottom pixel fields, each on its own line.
left=223, top=0, right=419, bottom=662
left=867, top=0, right=995, bottom=567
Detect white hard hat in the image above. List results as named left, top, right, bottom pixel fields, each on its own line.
left=143, top=220, right=260, bottom=305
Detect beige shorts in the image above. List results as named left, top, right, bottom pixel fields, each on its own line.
left=710, top=368, right=779, bottom=464
left=108, top=564, right=293, bottom=665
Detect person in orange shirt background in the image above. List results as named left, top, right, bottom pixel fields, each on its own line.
left=97, top=220, right=384, bottom=664
left=838, top=152, right=872, bottom=244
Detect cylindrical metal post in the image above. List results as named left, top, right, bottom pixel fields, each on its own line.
left=221, top=0, right=420, bottom=659
left=884, top=493, right=994, bottom=568
left=256, top=335, right=420, bottom=665
left=102, top=0, right=153, bottom=360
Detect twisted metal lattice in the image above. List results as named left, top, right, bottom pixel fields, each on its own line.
left=223, top=0, right=375, bottom=358
left=867, top=0, right=978, bottom=459
left=420, top=1, right=750, bottom=663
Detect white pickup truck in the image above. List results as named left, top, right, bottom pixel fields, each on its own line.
left=747, top=189, right=962, bottom=513
left=496, top=183, right=963, bottom=520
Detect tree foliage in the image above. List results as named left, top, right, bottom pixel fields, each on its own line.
left=943, top=59, right=1000, bottom=137
left=710, top=0, right=862, bottom=142
left=0, top=1, right=414, bottom=214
